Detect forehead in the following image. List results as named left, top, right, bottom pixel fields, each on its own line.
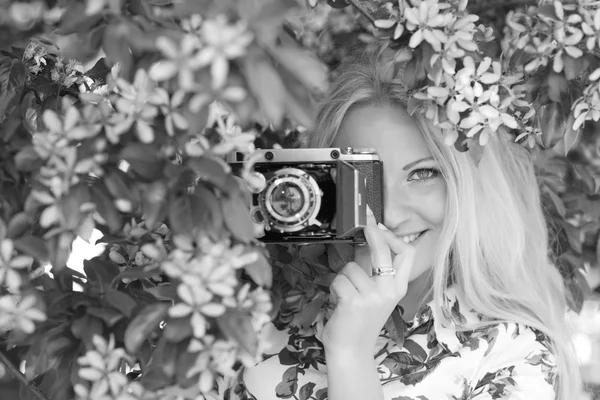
left=333, top=105, right=432, bottom=165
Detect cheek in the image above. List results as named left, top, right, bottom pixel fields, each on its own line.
left=409, top=230, right=440, bottom=280
left=414, top=184, right=446, bottom=227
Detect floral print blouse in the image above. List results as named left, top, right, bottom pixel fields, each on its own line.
left=225, top=287, right=557, bottom=400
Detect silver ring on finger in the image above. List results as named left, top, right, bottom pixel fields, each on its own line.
left=371, top=266, right=396, bottom=277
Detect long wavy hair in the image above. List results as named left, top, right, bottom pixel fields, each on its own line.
left=304, top=49, right=581, bottom=400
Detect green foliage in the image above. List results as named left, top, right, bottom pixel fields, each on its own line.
left=0, top=0, right=598, bottom=399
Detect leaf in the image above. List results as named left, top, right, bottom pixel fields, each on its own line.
left=30, top=75, right=61, bottom=97
left=7, top=212, right=32, bottom=238
left=104, top=289, right=138, bottom=317
left=326, top=243, right=353, bottom=273
left=384, top=307, right=407, bottom=349
left=86, top=24, right=107, bottom=53
left=240, top=0, right=299, bottom=45
left=562, top=221, right=583, bottom=254
left=168, top=188, right=220, bottom=238
left=0, top=56, right=26, bottom=124
left=85, top=57, right=112, bottom=84
left=402, top=339, right=428, bottom=362
left=244, top=250, right=273, bottom=287
left=291, top=295, right=325, bottom=329
left=164, top=316, right=193, bottom=342
left=545, top=186, right=567, bottom=218
left=299, top=382, right=316, bottom=400
left=124, top=302, right=170, bottom=354
left=112, top=265, right=162, bottom=284
left=121, top=144, right=165, bottom=182
left=90, top=181, right=122, bottom=233
left=188, top=156, right=230, bottom=191
left=537, top=102, right=567, bottom=149
left=103, top=24, right=134, bottom=79
left=146, top=284, right=179, bottom=301
left=566, top=269, right=590, bottom=313
left=561, top=114, right=581, bottom=156
left=573, top=164, right=597, bottom=193
left=327, top=0, right=350, bottom=8
left=244, top=54, right=288, bottom=127
left=216, top=309, right=258, bottom=356
left=563, top=54, right=589, bottom=81
left=382, top=352, right=422, bottom=376
left=71, top=314, right=104, bottom=349
left=140, top=367, right=172, bottom=392
left=55, top=2, right=104, bottom=35
left=271, top=46, right=329, bottom=95
left=83, top=258, right=121, bottom=288
left=59, top=183, right=91, bottom=230
left=14, top=146, right=43, bottom=172
left=221, top=193, right=255, bottom=243
left=13, top=235, right=49, bottom=261
left=153, top=337, right=181, bottom=378
left=87, top=306, right=125, bottom=327
left=104, top=168, right=136, bottom=203
left=547, top=72, right=569, bottom=102
left=275, top=366, right=299, bottom=397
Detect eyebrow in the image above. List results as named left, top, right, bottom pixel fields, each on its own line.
left=402, top=156, right=435, bottom=170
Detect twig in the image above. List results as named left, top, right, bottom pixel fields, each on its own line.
left=468, top=0, right=537, bottom=14
left=0, top=348, right=50, bottom=400
left=347, top=0, right=376, bottom=25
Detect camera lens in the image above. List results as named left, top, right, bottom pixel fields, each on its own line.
left=269, top=182, right=305, bottom=218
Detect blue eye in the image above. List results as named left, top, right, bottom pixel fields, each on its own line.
left=408, top=168, right=440, bottom=183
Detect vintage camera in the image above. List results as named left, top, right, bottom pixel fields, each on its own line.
left=228, top=147, right=384, bottom=244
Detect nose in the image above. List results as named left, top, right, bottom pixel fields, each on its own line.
left=383, top=187, right=410, bottom=231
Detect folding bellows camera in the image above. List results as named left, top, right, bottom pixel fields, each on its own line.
left=228, top=147, right=384, bottom=244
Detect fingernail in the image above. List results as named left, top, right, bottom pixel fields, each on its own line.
left=377, top=223, right=389, bottom=231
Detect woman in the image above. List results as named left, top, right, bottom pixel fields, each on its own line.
left=226, top=50, right=581, bottom=400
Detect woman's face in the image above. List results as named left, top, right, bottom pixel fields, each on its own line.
left=333, top=105, right=447, bottom=282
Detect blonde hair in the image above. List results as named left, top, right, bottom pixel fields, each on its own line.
left=306, top=50, right=581, bottom=400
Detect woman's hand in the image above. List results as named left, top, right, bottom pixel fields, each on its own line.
left=321, top=209, right=416, bottom=355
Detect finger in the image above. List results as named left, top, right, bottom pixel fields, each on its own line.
left=377, top=224, right=416, bottom=285
left=377, top=223, right=411, bottom=255
left=340, top=262, right=376, bottom=294
left=364, top=210, right=393, bottom=270
left=382, top=234, right=416, bottom=295
left=330, top=274, right=358, bottom=303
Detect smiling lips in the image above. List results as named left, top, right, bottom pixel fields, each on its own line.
left=400, top=230, right=427, bottom=244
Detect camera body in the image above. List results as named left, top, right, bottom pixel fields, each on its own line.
left=228, top=147, right=384, bottom=244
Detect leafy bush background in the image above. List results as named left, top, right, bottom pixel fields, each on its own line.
left=0, top=0, right=599, bottom=399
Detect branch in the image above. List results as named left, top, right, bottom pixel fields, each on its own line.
left=0, top=348, right=50, bottom=400
left=468, top=0, right=537, bottom=14
left=346, top=0, right=375, bottom=25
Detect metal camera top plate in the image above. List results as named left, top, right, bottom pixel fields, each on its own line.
left=226, top=148, right=381, bottom=164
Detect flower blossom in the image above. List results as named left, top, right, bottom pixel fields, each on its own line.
left=195, top=15, right=254, bottom=89
left=0, top=239, right=33, bottom=290
left=32, top=105, right=105, bottom=197
left=110, top=69, right=159, bottom=144
left=149, top=34, right=204, bottom=89
left=148, top=88, right=189, bottom=136
left=0, top=294, right=46, bottom=334
left=581, top=8, right=600, bottom=50
left=404, top=0, right=453, bottom=51
left=572, top=72, right=600, bottom=130
left=76, top=335, right=132, bottom=399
